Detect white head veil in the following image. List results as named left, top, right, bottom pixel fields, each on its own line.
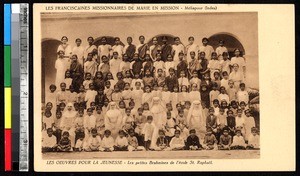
left=186, top=100, right=204, bottom=127
left=150, top=97, right=166, bottom=114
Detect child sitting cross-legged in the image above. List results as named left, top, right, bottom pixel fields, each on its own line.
left=57, top=131, right=72, bottom=152
left=186, top=129, right=202, bottom=150
left=127, top=129, right=145, bottom=151
left=99, top=130, right=115, bottom=152
left=169, top=130, right=185, bottom=150
left=203, top=127, right=218, bottom=150
left=218, top=128, right=232, bottom=150
left=84, top=128, right=102, bottom=152
left=230, top=128, right=246, bottom=150
left=114, top=130, right=129, bottom=151
left=42, top=128, right=57, bottom=152
left=155, top=129, right=170, bottom=151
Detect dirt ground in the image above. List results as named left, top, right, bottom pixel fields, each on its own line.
left=43, top=150, right=260, bottom=160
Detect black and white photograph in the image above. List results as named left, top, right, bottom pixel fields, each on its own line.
left=39, top=10, right=260, bottom=160
left=33, top=4, right=295, bottom=172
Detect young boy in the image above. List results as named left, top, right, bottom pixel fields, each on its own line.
left=100, top=130, right=115, bottom=152
left=246, top=127, right=260, bottom=150
left=155, top=129, right=170, bottom=151
left=165, top=111, right=176, bottom=141
left=218, top=129, right=232, bottom=150
left=42, top=128, right=57, bottom=152
left=85, top=128, right=102, bottom=152
left=74, top=132, right=85, bottom=152
left=230, top=129, right=246, bottom=150
left=226, top=110, right=236, bottom=137
left=206, top=107, right=218, bottom=133
left=199, top=37, right=214, bottom=61
left=142, top=116, right=155, bottom=151
left=186, top=129, right=202, bottom=150
left=227, top=80, right=237, bottom=102
left=57, top=131, right=72, bottom=152
left=169, top=130, right=185, bottom=150
left=165, top=68, right=179, bottom=92
left=203, top=127, right=218, bottom=150
left=114, top=130, right=129, bottom=151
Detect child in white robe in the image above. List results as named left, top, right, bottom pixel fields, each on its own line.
left=84, top=128, right=101, bottom=151
left=99, top=130, right=115, bottom=152
left=247, top=127, right=260, bottom=149
left=169, top=130, right=185, bottom=150
left=84, top=83, right=97, bottom=109
left=83, top=108, right=96, bottom=137
left=230, top=129, right=246, bottom=150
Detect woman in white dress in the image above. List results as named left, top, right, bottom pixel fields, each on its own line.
left=57, top=36, right=72, bottom=58
left=172, top=37, right=185, bottom=66
left=230, top=48, right=246, bottom=78
left=229, top=63, right=244, bottom=90
left=104, top=102, right=123, bottom=139
left=98, top=37, right=112, bottom=62
left=60, top=102, right=77, bottom=149
left=55, top=50, right=68, bottom=87
left=149, top=97, right=167, bottom=149
left=186, top=100, right=206, bottom=139
left=185, top=36, right=199, bottom=63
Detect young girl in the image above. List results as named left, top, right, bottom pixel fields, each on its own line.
left=142, top=116, right=155, bottom=150
left=56, top=83, right=67, bottom=107
left=200, top=84, right=210, bottom=109
left=143, top=69, right=155, bottom=88
left=179, top=85, right=189, bottom=103
left=176, top=52, right=188, bottom=77
left=237, top=83, right=249, bottom=104
left=198, top=51, right=209, bottom=78
left=131, top=82, right=143, bottom=108
left=155, top=129, right=170, bottom=151
left=172, top=37, right=185, bottom=66
left=123, top=70, right=133, bottom=85
left=142, top=54, right=154, bottom=76
left=55, top=50, right=68, bottom=87
left=207, top=52, right=221, bottom=79
left=244, top=109, right=256, bottom=141
left=84, top=53, right=97, bottom=77
left=220, top=52, right=231, bottom=76
left=169, top=130, right=185, bottom=150
left=212, top=71, right=221, bottom=89
left=97, top=55, right=110, bottom=79
left=121, top=82, right=132, bottom=106
left=95, top=106, right=105, bottom=137
left=84, top=128, right=101, bottom=152
left=110, top=51, right=122, bottom=79
left=153, top=53, right=165, bottom=76
left=43, top=111, right=54, bottom=131
left=119, top=54, right=131, bottom=77
left=155, top=69, right=166, bottom=90
left=218, top=86, right=230, bottom=104
left=84, top=83, right=97, bottom=109
left=127, top=129, right=145, bottom=151
left=178, top=71, right=190, bottom=88
left=165, top=111, right=176, bottom=141
left=189, top=71, right=201, bottom=91
left=171, top=86, right=180, bottom=110
left=93, top=71, right=105, bottom=91
left=221, top=71, right=230, bottom=90
left=64, top=70, right=73, bottom=90
left=188, top=51, right=201, bottom=79
left=122, top=108, right=135, bottom=133
left=134, top=108, right=147, bottom=145
left=226, top=110, right=236, bottom=137
left=142, top=85, right=153, bottom=106
left=247, top=127, right=260, bottom=149
left=215, top=40, right=228, bottom=61
left=189, top=83, right=201, bottom=103
left=161, top=85, right=172, bottom=107
left=114, top=130, right=129, bottom=151
left=230, top=129, right=246, bottom=150
left=165, top=54, right=176, bottom=77
left=83, top=72, right=93, bottom=90
left=111, top=85, right=122, bottom=104
left=209, top=83, right=220, bottom=107
left=83, top=108, right=96, bottom=137
left=152, top=84, right=162, bottom=99
left=131, top=73, right=144, bottom=90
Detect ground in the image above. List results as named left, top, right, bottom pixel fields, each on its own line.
left=43, top=150, right=260, bottom=160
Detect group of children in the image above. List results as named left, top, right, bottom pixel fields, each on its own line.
left=41, top=35, right=259, bottom=153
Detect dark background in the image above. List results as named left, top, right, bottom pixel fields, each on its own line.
left=0, top=0, right=299, bottom=175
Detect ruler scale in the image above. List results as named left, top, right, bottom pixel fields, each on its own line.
left=19, top=3, right=29, bottom=172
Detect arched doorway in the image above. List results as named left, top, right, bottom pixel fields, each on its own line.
left=93, top=36, right=125, bottom=47
left=208, top=33, right=245, bottom=58
left=41, top=38, right=61, bottom=103
left=147, top=34, right=179, bottom=46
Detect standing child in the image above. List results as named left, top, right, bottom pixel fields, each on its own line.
left=165, top=54, right=176, bottom=77
left=143, top=69, right=155, bottom=88
left=179, top=85, right=189, bottom=103
left=104, top=81, right=113, bottom=101
left=206, top=108, right=218, bottom=133
left=111, top=85, right=122, bottom=104
left=237, top=83, right=249, bottom=104
left=227, top=80, right=237, bottom=102
left=123, top=70, right=133, bottom=85
left=217, top=108, right=227, bottom=132
left=83, top=108, right=96, bottom=137
left=176, top=110, right=189, bottom=141
left=186, top=36, right=199, bottom=63
left=189, top=71, right=201, bottom=91
left=200, top=84, right=210, bottom=109
left=235, top=108, right=246, bottom=136
left=189, top=83, right=201, bottom=103
left=72, top=38, right=85, bottom=66
left=95, top=106, right=105, bottom=137
left=43, top=111, right=54, bottom=131
left=165, top=68, right=178, bottom=92
left=55, top=50, right=68, bottom=87
left=74, top=109, right=85, bottom=142
left=155, top=69, right=166, bottom=90
left=56, top=82, right=67, bottom=106
left=131, top=82, right=144, bottom=108
left=121, top=82, right=132, bottom=106
left=221, top=71, right=230, bottom=90
left=199, top=37, right=214, bottom=61
left=220, top=52, right=231, bottom=76
left=114, top=130, right=129, bottom=151
left=84, top=83, right=97, bottom=109
left=165, top=111, right=176, bottom=141
left=153, top=53, right=165, bottom=76
left=171, top=86, right=180, bottom=110
left=112, top=37, right=124, bottom=59
left=215, top=40, right=228, bottom=61
left=119, top=54, right=131, bottom=77
left=83, top=72, right=93, bottom=90
left=212, top=71, right=221, bottom=89
left=142, top=85, right=153, bottom=106
left=110, top=51, right=122, bottom=79
left=142, top=116, right=155, bottom=150
left=178, top=71, right=190, bottom=88
left=208, top=52, right=221, bottom=79
left=161, top=85, right=172, bottom=106
left=226, top=110, right=236, bottom=137
left=134, top=108, right=147, bottom=145
left=218, top=86, right=230, bottom=104
left=209, top=83, right=220, bottom=107
left=169, top=130, right=185, bottom=150
left=244, top=109, right=256, bottom=141
left=172, top=37, right=185, bottom=66
left=188, top=51, right=201, bottom=79
left=97, top=56, right=110, bottom=79
left=176, top=52, right=188, bottom=78
left=64, top=70, right=73, bottom=90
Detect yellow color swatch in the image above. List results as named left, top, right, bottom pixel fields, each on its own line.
left=5, top=87, right=11, bottom=129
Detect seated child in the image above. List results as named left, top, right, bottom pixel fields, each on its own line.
left=114, top=130, right=129, bottom=151
left=186, top=129, right=202, bottom=150
left=230, top=129, right=246, bottom=150
left=74, top=109, right=84, bottom=138
left=42, top=128, right=57, bottom=152
left=95, top=106, right=105, bottom=138
left=246, top=127, right=260, bottom=150
left=169, top=130, right=185, bottom=150
left=43, top=110, right=54, bottom=131
left=84, top=108, right=96, bottom=137
left=57, top=131, right=72, bottom=152
left=176, top=110, right=189, bottom=141
left=74, top=132, right=85, bottom=152
left=99, top=130, right=115, bottom=152
left=155, top=129, right=170, bottom=151
left=84, top=128, right=102, bottom=152
left=203, top=128, right=218, bottom=150
left=127, top=129, right=145, bottom=151
left=142, top=116, right=155, bottom=151
left=218, top=129, right=232, bottom=150
left=122, top=108, right=135, bottom=135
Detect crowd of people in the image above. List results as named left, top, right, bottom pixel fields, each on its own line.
left=42, top=35, right=260, bottom=153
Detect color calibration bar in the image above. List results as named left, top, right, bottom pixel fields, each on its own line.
left=4, top=3, right=12, bottom=171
